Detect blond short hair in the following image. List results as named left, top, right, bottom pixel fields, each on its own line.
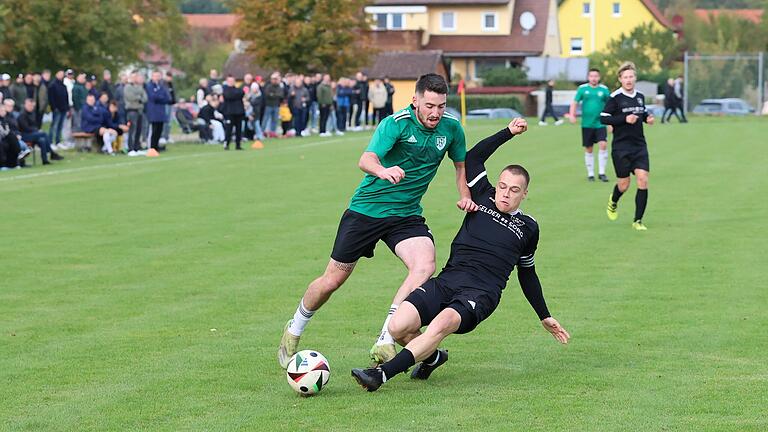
left=618, top=62, right=636, bottom=78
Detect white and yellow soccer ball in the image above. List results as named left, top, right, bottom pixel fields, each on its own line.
left=286, top=350, right=330, bottom=396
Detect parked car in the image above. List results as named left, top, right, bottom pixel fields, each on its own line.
left=645, top=104, right=665, bottom=118
left=465, top=108, right=524, bottom=120
left=692, top=98, right=755, bottom=116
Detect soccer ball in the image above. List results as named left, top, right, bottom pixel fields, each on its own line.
left=286, top=350, right=330, bottom=396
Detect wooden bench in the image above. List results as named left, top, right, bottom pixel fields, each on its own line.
left=72, top=132, right=96, bottom=152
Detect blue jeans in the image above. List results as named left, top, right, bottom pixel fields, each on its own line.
left=248, top=117, right=265, bottom=140
left=261, top=106, right=280, bottom=134
left=21, top=131, right=52, bottom=163
left=327, top=108, right=337, bottom=132
left=49, top=110, right=67, bottom=145
left=336, top=106, right=348, bottom=132
left=309, top=101, right=319, bottom=130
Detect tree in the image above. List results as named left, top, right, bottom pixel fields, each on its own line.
left=589, top=23, right=682, bottom=86
left=0, top=0, right=184, bottom=74
left=233, top=0, right=374, bottom=76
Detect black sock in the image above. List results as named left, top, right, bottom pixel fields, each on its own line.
left=422, top=350, right=439, bottom=365
left=380, top=348, right=415, bottom=380
left=612, top=184, right=624, bottom=203
left=635, top=189, right=648, bottom=222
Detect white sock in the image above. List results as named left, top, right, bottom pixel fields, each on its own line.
left=287, top=299, right=315, bottom=337
left=585, top=152, right=595, bottom=177
left=375, top=304, right=398, bottom=346
left=598, top=149, right=609, bottom=175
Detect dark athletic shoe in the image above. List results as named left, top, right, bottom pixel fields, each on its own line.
left=587, top=176, right=595, bottom=182
left=599, top=174, right=609, bottom=182
left=351, top=367, right=384, bottom=392
left=410, top=349, right=448, bottom=380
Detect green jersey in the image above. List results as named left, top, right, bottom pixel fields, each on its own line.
left=349, top=105, right=466, bottom=218
left=574, top=83, right=610, bottom=129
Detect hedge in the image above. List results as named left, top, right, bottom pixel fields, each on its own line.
left=447, top=95, right=523, bottom=112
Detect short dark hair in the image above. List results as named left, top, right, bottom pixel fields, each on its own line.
left=415, top=73, right=448, bottom=95
left=501, top=164, right=530, bottom=187
left=589, top=68, right=601, bottom=74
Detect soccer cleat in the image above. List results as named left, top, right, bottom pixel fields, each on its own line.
left=632, top=221, right=648, bottom=231
left=277, top=320, right=300, bottom=369
left=606, top=194, right=618, bottom=221
left=599, top=174, right=609, bottom=182
left=588, top=176, right=595, bottom=182
left=555, top=119, right=564, bottom=126
left=351, top=367, right=384, bottom=392
left=410, top=349, right=449, bottom=380
left=538, top=121, right=547, bottom=126
left=370, top=343, right=397, bottom=366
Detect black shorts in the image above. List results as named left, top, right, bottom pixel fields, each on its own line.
left=582, top=127, right=607, bottom=147
left=330, top=209, right=433, bottom=263
left=405, top=277, right=500, bottom=334
left=612, top=147, right=650, bottom=178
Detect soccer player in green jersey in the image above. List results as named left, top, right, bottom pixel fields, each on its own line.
left=278, top=74, right=477, bottom=369
left=569, top=68, right=611, bottom=182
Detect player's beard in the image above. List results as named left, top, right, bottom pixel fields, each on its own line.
left=416, top=108, right=440, bottom=129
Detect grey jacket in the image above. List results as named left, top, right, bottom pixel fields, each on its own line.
left=123, top=83, right=148, bottom=111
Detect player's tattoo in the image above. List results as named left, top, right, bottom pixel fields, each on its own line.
left=333, top=260, right=357, bottom=272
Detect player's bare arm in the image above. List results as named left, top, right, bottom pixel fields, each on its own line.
left=358, top=151, right=405, bottom=184
left=454, top=161, right=478, bottom=212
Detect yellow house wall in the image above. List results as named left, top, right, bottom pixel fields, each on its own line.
left=403, top=12, right=429, bottom=31
left=391, top=80, right=417, bottom=112
left=427, top=5, right=511, bottom=35
left=558, top=0, right=666, bottom=57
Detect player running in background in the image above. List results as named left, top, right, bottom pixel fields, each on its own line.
left=351, top=118, right=570, bottom=392
left=278, top=74, right=477, bottom=369
left=600, top=62, right=654, bottom=231
left=569, top=68, right=610, bottom=182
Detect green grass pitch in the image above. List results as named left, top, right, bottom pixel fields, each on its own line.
left=2, top=117, right=767, bottom=431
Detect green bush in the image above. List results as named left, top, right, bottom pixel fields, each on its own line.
left=447, top=94, right=523, bottom=112
left=479, top=66, right=529, bottom=86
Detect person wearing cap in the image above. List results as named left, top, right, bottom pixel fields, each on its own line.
left=48, top=70, right=70, bottom=149
left=87, top=75, right=100, bottom=98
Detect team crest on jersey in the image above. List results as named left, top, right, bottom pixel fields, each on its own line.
left=637, top=97, right=643, bottom=104
left=436, top=136, right=447, bottom=150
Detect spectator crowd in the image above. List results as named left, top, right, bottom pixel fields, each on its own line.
left=0, top=67, right=397, bottom=170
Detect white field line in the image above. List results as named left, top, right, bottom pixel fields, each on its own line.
left=0, top=138, right=354, bottom=183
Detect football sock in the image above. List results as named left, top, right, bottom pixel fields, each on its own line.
left=423, top=350, right=440, bottom=366
left=375, top=304, right=398, bottom=346
left=598, top=149, right=609, bottom=175
left=380, top=348, right=415, bottom=379
left=635, top=189, right=648, bottom=222
left=287, top=299, right=315, bottom=337
left=611, top=184, right=624, bottom=203
left=584, top=152, right=594, bottom=177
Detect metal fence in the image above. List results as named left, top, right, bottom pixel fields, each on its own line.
left=684, top=52, right=766, bottom=114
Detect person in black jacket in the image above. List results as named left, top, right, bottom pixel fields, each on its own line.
left=18, top=99, right=62, bottom=164
left=197, top=96, right=225, bottom=143
left=48, top=70, right=70, bottom=147
left=0, top=104, right=21, bottom=169
left=354, top=72, right=369, bottom=130
left=538, top=80, right=562, bottom=126
left=221, top=75, right=245, bottom=150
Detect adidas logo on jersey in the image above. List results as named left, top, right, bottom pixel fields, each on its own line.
left=407, top=135, right=418, bottom=143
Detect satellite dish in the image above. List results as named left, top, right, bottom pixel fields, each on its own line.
left=520, top=11, right=536, bottom=34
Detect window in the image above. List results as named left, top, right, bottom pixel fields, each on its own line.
left=441, top=12, right=456, bottom=31
left=391, top=13, right=403, bottom=29
left=482, top=12, right=498, bottom=31
left=571, top=37, right=583, bottom=54
left=612, top=2, right=621, bottom=16
left=375, top=13, right=387, bottom=29
left=372, top=12, right=405, bottom=30
left=582, top=2, right=591, bottom=16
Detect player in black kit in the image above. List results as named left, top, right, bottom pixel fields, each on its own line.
left=600, top=62, right=655, bottom=230
left=351, top=118, right=570, bottom=392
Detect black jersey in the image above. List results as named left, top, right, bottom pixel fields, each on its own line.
left=600, top=89, right=650, bottom=150
left=437, top=128, right=539, bottom=297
